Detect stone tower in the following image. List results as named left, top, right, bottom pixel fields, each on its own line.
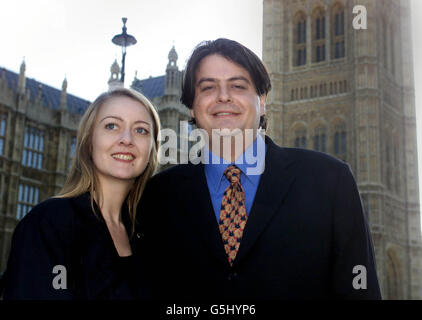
left=165, top=45, right=180, bottom=97
left=130, top=46, right=191, bottom=168
left=108, top=59, right=123, bottom=91
left=155, top=46, right=190, bottom=167
left=263, top=0, right=422, bottom=299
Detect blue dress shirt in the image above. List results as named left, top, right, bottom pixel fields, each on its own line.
left=204, top=134, right=267, bottom=222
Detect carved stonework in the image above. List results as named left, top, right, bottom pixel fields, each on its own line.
left=263, top=0, right=422, bottom=299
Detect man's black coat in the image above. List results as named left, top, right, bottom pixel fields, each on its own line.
left=138, top=136, right=381, bottom=300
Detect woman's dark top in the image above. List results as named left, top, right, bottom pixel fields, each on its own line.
left=2, top=192, right=148, bottom=300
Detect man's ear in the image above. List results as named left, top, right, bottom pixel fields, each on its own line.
left=189, top=109, right=195, bottom=118
left=259, top=94, right=267, bottom=116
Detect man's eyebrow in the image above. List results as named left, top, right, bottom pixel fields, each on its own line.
left=196, top=76, right=251, bottom=86
left=196, top=78, right=216, bottom=86
left=100, top=115, right=150, bottom=126
left=228, top=76, right=251, bottom=84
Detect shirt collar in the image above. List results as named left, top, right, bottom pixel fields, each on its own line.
left=204, top=134, right=266, bottom=192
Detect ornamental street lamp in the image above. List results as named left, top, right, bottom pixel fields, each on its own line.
left=112, top=17, right=137, bottom=84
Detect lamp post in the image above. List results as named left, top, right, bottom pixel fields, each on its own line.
left=112, top=17, right=137, bottom=84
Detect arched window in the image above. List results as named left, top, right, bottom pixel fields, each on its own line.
left=383, top=17, right=388, bottom=69
left=386, top=158, right=392, bottom=190
left=312, top=8, right=326, bottom=63
left=391, top=24, right=395, bottom=76
left=0, top=113, right=6, bottom=156
left=393, top=132, right=400, bottom=194
left=294, top=12, right=307, bottom=66
left=331, top=3, right=345, bottom=59
left=313, top=126, right=327, bottom=152
left=385, top=131, right=392, bottom=190
left=334, top=123, right=346, bottom=160
left=68, top=136, right=77, bottom=172
left=294, top=128, right=307, bottom=148
left=319, top=83, right=327, bottom=96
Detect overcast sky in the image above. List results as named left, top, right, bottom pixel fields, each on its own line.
left=1, top=0, right=422, bottom=230
left=0, top=0, right=262, bottom=100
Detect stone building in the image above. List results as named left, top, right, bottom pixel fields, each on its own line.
left=263, top=0, right=422, bottom=299
left=1, top=1, right=422, bottom=298
left=130, top=46, right=191, bottom=168
left=0, top=61, right=90, bottom=272
left=0, top=45, right=188, bottom=274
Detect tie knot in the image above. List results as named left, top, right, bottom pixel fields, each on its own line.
left=224, top=165, right=241, bottom=184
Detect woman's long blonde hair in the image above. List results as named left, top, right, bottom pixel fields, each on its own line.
left=57, top=88, right=161, bottom=236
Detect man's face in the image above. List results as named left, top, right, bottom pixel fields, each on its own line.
left=190, top=54, right=266, bottom=140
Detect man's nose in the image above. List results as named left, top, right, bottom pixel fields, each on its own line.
left=217, top=86, right=232, bottom=103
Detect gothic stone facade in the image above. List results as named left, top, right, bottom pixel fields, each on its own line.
left=130, top=46, right=191, bottom=169
left=0, top=63, right=89, bottom=273
left=263, top=0, right=422, bottom=299
left=0, top=46, right=188, bottom=274
left=2, top=3, right=422, bottom=298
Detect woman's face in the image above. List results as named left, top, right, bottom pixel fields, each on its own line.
left=91, top=96, right=154, bottom=187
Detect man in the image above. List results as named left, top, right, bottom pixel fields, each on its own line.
left=138, top=38, right=381, bottom=300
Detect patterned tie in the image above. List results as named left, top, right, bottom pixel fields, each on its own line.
left=218, top=165, right=248, bottom=266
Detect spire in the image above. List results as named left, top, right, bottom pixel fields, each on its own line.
left=111, top=59, right=120, bottom=74
left=62, top=76, right=68, bottom=91
left=108, top=59, right=123, bottom=91
left=165, top=45, right=180, bottom=96
left=18, top=59, right=26, bottom=94
left=167, top=45, right=178, bottom=68
left=60, top=76, right=67, bottom=111
left=130, top=70, right=142, bottom=93
left=36, top=84, right=43, bottom=101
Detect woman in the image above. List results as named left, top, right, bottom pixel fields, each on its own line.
left=2, top=88, right=160, bottom=299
